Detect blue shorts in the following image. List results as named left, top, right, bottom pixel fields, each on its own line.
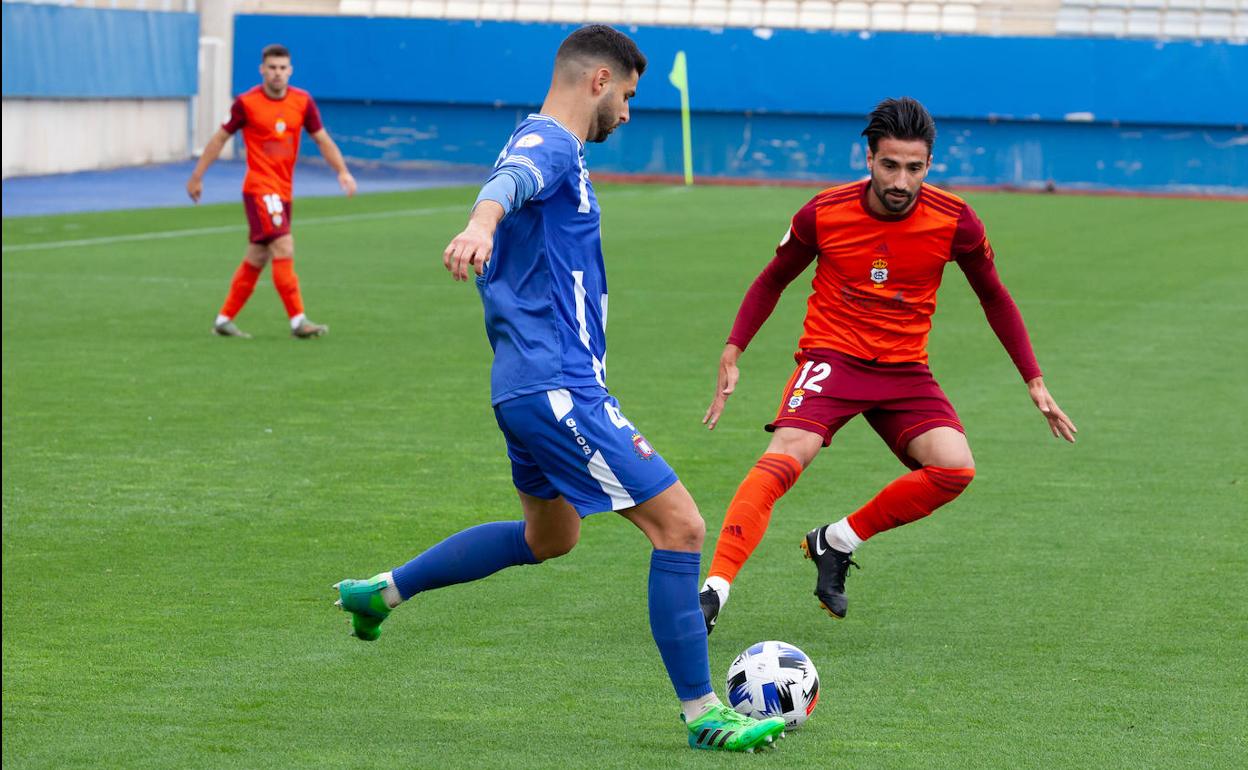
left=493, top=387, right=679, bottom=517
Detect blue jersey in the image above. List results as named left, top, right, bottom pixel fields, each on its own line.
left=479, top=114, right=607, bottom=405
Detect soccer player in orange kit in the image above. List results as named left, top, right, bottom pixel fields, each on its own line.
left=699, top=97, right=1077, bottom=633
left=186, top=43, right=356, bottom=339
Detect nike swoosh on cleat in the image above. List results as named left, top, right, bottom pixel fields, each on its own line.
left=814, top=535, right=827, bottom=556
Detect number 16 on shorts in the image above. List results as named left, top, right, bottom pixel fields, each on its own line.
left=262, top=194, right=284, bottom=226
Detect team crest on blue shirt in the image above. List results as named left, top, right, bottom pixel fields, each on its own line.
left=632, top=433, right=655, bottom=460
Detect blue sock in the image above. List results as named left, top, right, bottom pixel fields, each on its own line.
left=648, top=549, right=714, bottom=701
left=391, top=520, right=539, bottom=599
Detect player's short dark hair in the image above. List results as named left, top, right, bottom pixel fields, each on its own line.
left=862, top=97, right=936, bottom=153
left=555, top=25, right=647, bottom=77
left=261, top=44, right=290, bottom=62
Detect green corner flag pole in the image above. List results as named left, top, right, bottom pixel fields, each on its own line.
left=668, top=51, right=693, bottom=186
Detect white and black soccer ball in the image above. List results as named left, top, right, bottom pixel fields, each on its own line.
left=726, top=640, right=819, bottom=730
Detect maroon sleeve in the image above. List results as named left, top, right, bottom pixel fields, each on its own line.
left=951, top=201, right=987, bottom=257
left=221, top=97, right=246, bottom=134
left=726, top=197, right=820, bottom=350
left=303, top=95, right=324, bottom=134
left=955, top=211, right=1043, bottom=382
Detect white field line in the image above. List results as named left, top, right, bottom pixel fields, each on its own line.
left=1, top=186, right=682, bottom=255
left=1, top=205, right=466, bottom=253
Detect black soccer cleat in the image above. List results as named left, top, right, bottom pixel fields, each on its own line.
left=801, top=526, right=860, bottom=619
left=699, top=587, right=722, bottom=636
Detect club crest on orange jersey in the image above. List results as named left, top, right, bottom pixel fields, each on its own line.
left=632, top=433, right=655, bottom=460
left=870, top=258, right=889, bottom=288
left=274, top=119, right=287, bottom=135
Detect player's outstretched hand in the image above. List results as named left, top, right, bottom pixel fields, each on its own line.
left=339, top=171, right=357, bottom=197
left=704, top=344, right=744, bottom=430
left=1027, top=376, right=1077, bottom=443
left=443, top=222, right=494, bottom=281
left=186, top=177, right=203, bottom=203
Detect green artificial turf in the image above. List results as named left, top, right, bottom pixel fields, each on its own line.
left=3, top=185, right=1245, bottom=768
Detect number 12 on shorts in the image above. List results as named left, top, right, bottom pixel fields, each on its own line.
left=793, top=360, right=831, bottom=393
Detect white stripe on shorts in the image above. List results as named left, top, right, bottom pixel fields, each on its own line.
left=547, top=388, right=574, bottom=421
left=588, top=450, right=635, bottom=510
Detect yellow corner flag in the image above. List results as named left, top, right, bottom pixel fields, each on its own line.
left=668, top=51, right=693, bottom=186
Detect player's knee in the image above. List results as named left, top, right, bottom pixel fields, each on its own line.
left=525, top=519, right=580, bottom=561
left=269, top=236, right=294, bottom=257
left=923, top=447, right=974, bottom=470
left=664, top=506, right=706, bottom=552
left=531, top=535, right=578, bottom=561
left=768, top=428, right=822, bottom=468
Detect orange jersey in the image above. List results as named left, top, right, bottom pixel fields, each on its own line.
left=728, top=181, right=1042, bottom=380
left=796, top=181, right=983, bottom=363
left=223, top=85, right=323, bottom=200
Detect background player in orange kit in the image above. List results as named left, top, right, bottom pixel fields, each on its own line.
left=698, top=97, right=1078, bottom=633
left=186, top=43, right=356, bottom=339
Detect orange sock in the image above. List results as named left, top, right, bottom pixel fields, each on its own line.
left=708, top=453, right=804, bottom=583
left=846, top=466, right=975, bottom=541
left=270, top=257, right=304, bottom=318
left=219, top=260, right=262, bottom=319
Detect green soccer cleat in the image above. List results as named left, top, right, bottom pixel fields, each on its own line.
left=333, top=577, right=392, bottom=641
left=683, top=704, right=786, bottom=752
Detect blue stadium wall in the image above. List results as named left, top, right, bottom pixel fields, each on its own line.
left=234, top=15, right=1248, bottom=193
left=3, top=2, right=198, bottom=98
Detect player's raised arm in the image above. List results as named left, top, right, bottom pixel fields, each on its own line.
left=186, top=128, right=232, bottom=203
left=953, top=206, right=1077, bottom=443
left=704, top=199, right=820, bottom=430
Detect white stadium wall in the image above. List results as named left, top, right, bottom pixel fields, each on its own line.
left=1, top=2, right=201, bottom=178
left=2, top=99, right=190, bottom=178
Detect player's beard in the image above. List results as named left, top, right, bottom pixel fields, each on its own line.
left=872, top=177, right=916, bottom=213
left=588, top=101, right=618, bottom=143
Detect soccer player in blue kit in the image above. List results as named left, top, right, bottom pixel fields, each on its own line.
left=333, top=26, right=786, bottom=752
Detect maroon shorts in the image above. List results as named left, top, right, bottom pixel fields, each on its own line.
left=243, top=193, right=292, bottom=244
left=767, top=349, right=963, bottom=469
